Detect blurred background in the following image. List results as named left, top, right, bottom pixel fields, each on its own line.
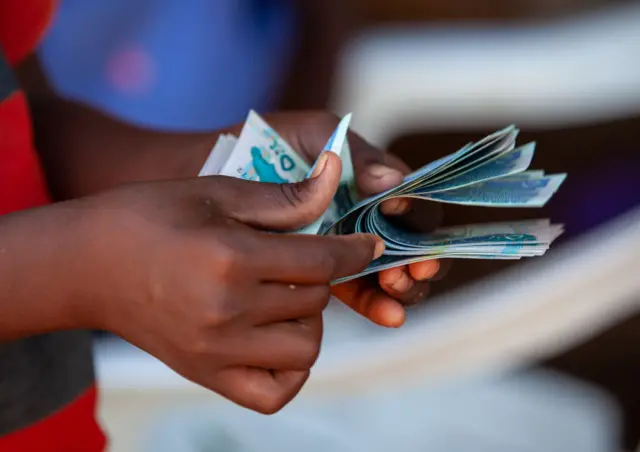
left=38, top=0, right=640, bottom=451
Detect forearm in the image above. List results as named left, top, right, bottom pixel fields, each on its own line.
left=279, top=1, right=359, bottom=109
left=16, top=54, right=219, bottom=200
left=0, top=203, right=89, bottom=340
left=30, top=98, right=216, bottom=200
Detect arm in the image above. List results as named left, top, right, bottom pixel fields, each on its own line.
left=0, top=156, right=384, bottom=414
left=0, top=204, right=90, bottom=340
left=17, top=54, right=443, bottom=328
left=278, top=1, right=360, bottom=110
left=19, top=0, right=359, bottom=199
left=18, top=55, right=216, bottom=200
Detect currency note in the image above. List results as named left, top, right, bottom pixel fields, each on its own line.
left=197, top=111, right=565, bottom=283
left=218, top=110, right=310, bottom=183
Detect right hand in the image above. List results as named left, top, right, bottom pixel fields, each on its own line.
left=66, top=152, right=382, bottom=413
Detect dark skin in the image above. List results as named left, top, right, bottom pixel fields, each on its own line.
left=278, top=1, right=360, bottom=110
left=0, top=152, right=383, bottom=414
left=1, top=56, right=446, bottom=414
left=21, top=56, right=444, bottom=323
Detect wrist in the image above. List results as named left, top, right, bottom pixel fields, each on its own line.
left=0, top=201, right=100, bottom=340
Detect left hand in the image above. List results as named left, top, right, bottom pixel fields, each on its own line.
left=240, top=111, right=449, bottom=328
left=36, top=98, right=447, bottom=328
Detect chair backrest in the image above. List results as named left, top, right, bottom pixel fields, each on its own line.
left=331, top=3, right=640, bottom=147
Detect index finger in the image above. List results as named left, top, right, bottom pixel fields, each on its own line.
left=348, top=132, right=410, bottom=195
left=247, top=232, right=384, bottom=284
left=345, top=132, right=416, bottom=215
left=331, top=277, right=407, bottom=328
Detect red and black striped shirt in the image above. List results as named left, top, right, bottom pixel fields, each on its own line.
left=0, top=1, right=106, bottom=450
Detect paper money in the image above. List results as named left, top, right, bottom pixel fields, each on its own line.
left=199, top=111, right=565, bottom=283
left=217, top=111, right=310, bottom=183
left=298, top=113, right=354, bottom=235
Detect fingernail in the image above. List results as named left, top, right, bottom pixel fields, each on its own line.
left=373, top=238, right=386, bottom=260
left=366, top=164, right=404, bottom=185
left=310, top=152, right=330, bottom=178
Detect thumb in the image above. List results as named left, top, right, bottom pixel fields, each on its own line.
left=217, top=152, right=342, bottom=231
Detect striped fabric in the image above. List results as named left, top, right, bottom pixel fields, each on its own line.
left=0, top=1, right=105, bottom=450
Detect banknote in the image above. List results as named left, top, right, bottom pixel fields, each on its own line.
left=415, top=173, right=566, bottom=207
left=199, top=111, right=565, bottom=283
left=415, top=142, right=536, bottom=193
left=198, top=134, right=237, bottom=177
left=203, top=111, right=356, bottom=234
left=298, top=113, right=354, bottom=235
left=217, top=110, right=310, bottom=183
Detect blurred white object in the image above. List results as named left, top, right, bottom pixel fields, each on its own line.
left=139, top=370, right=620, bottom=452
left=332, top=3, right=640, bottom=146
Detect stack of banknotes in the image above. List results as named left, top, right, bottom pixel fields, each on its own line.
left=199, top=112, right=566, bottom=284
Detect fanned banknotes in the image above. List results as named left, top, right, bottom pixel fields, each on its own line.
left=199, top=111, right=566, bottom=284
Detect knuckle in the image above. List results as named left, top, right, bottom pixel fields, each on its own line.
left=297, top=337, right=321, bottom=369
left=317, top=250, right=338, bottom=281
left=211, top=240, right=242, bottom=277
left=202, top=299, right=236, bottom=327
left=307, top=285, right=331, bottom=311
left=186, top=335, right=212, bottom=357
left=276, top=182, right=307, bottom=210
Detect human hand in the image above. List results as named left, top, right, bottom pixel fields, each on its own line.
left=237, top=112, right=449, bottom=327
left=68, top=153, right=380, bottom=413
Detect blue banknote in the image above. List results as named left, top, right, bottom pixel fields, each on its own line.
left=199, top=111, right=565, bottom=283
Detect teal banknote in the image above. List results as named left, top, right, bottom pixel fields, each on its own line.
left=217, top=111, right=310, bottom=183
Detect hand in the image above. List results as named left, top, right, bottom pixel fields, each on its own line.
left=64, top=153, right=381, bottom=413
left=242, top=112, right=449, bottom=328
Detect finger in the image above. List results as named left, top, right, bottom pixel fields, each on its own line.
left=346, top=135, right=416, bottom=216
left=408, top=259, right=441, bottom=281
left=232, top=316, right=323, bottom=370
left=429, top=258, right=453, bottom=282
left=269, top=111, right=410, bottom=190
left=378, top=265, right=413, bottom=294
left=378, top=266, right=431, bottom=306
left=331, top=278, right=406, bottom=328
left=249, top=284, right=331, bottom=324
left=379, top=197, right=413, bottom=216
left=268, top=111, right=410, bottom=213
left=400, top=200, right=444, bottom=231
left=204, top=152, right=342, bottom=231
left=347, top=134, right=410, bottom=196
left=247, top=232, right=384, bottom=284
left=352, top=150, right=413, bottom=217
left=213, top=367, right=309, bottom=414
left=380, top=200, right=444, bottom=233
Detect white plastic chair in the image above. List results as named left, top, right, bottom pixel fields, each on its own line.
left=331, top=3, right=640, bottom=147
